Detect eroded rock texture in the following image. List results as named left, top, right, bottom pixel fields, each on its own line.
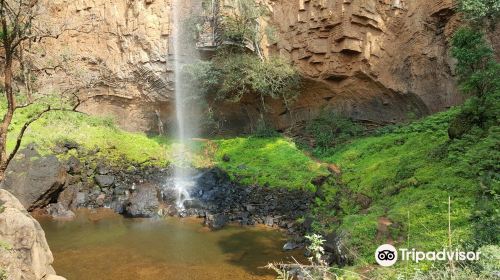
left=220, top=0, right=466, bottom=131
left=23, top=0, right=498, bottom=132
left=28, top=0, right=173, bottom=132
left=0, top=190, right=65, bottom=280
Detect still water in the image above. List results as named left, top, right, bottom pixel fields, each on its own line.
left=37, top=209, right=301, bottom=280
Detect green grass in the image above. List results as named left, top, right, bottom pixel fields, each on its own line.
left=213, top=137, right=329, bottom=190
left=2, top=101, right=327, bottom=191
left=312, top=108, right=499, bottom=270
left=3, top=102, right=172, bottom=167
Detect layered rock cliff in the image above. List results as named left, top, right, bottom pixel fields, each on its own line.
left=25, top=0, right=173, bottom=132
left=265, top=0, right=462, bottom=126
left=22, top=0, right=497, bottom=132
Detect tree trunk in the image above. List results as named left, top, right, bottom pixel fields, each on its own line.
left=0, top=52, right=16, bottom=181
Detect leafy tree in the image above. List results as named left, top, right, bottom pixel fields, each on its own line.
left=0, top=0, right=84, bottom=181
left=221, top=0, right=270, bottom=58
left=448, top=27, right=500, bottom=138
left=457, top=0, right=500, bottom=26
left=183, top=49, right=300, bottom=113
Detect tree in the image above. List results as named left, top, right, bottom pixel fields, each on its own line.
left=457, top=0, right=500, bottom=26
left=448, top=27, right=500, bottom=138
left=0, top=0, right=83, bottom=181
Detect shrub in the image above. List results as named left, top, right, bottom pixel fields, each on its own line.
left=457, top=0, right=500, bottom=25
left=184, top=50, right=301, bottom=111
left=306, top=111, right=364, bottom=149
left=449, top=28, right=500, bottom=134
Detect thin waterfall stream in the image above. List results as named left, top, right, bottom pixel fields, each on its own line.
left=171, top=0, right=197, bottom=210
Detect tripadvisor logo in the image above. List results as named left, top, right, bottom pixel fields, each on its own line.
left=375, top=244, right=481, bottom=267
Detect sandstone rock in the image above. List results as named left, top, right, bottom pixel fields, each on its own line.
left=0, top=189, right=65, bottom=280
left=1, top=149, right=67, bottom=211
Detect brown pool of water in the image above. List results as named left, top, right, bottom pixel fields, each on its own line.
left=36, top=209, right=303, bottom=280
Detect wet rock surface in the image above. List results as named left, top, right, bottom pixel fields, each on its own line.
left=1, top=146, right=320, bottom=260
left=1, top=146, right=67, bottom=211
left=167, top=168, right=316, bottom=234
left=124, top=183, right=160, bottom=218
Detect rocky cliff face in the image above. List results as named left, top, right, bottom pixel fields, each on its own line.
left=28, top=0, right=173, bottom=132
left=26, top=0, right=496, bottom=132
left=214, top=0, right=469, bottom=131
left=0, top=190, right=65, bottom=280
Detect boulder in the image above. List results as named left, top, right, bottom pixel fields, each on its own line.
left=124, top=183, right=159, bottom=217
left=45, top=203, right=75, bottom=220
left=94, top=175, right=115, bottom=188
left=0, top=189, right=66, bottom=280
left=205, top=213, right=228, bottom=230
left=323, top=231, right=353, bottom=266
left=1, top=148, right=67, bottom=211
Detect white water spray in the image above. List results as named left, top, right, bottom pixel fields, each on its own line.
left=171, top=0, right=197, bottom=210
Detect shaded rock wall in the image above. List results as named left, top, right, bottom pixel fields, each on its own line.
left=213, top=0, right=466, bottom=133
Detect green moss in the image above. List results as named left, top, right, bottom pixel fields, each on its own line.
left=2, top=102, right=172, bottom=167
left=214, top=137, right=328, bottom=190
left=0, top=240, right=11, bottom=251
left=314, top=108, right=498, bottom=267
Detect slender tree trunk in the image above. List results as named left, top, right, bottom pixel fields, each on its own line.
left=0, top=51, right=16, bottom=181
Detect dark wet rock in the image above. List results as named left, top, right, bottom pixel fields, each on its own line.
left=355, top=193, right=372, bottom=209
left=265, top=216, right=274, bottom=227
left=324, top=231, right=353, bottom=266
left=183, top=199, right=205, bottom=209
left=75, top=192, right=87, bottom=207
left=97, top=164, right=110, bottom=175
left=1, top=148, right=67, bottom=211
left=205, top=213, right=228, bottom=230
left=66, top=156, right=82, bottom=175
left=222, top=154, right=231, bottom=162
left=62, top=140, right=79, bottom=150
left=45, top=203, right=76, bottom=219
left=283, top=241, right=299, bottom=251
left=124, top=183, right=159, bottom=217
left=311, top=175, right=328, bottom=187
left=94, top=175, right=115, bottom=188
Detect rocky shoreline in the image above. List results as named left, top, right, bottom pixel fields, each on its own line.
left=1, top=144, right=318, bottom=243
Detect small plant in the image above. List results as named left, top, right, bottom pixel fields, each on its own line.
left=0, top=269, right=6, bottom=280
left=267, top=234, right=335, bottom=280
left=0, top=240, right=11, bottom=251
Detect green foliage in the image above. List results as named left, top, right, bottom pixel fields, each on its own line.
left=0, top=100, right=172, bottom=167
left=457, top=0, right=500, bottom=25
left=185, top=51, right=301, bottom=110
left=0, top=240, right=11, bottom=251
left=450, top=28, right=500, bottom=130
left=0, top=269, right=6, bottom=280
left=220, top=0, right=269, bottom=44
left=451, top=28, right=494, bottom=84
left=313, top=108, right=499, bottom=266
left=305, top=111, right=364, bottom=151
left=214, top=137, right=328, bottom=190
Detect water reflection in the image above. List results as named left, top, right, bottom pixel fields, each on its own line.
left=37, top=209, right=302, bottom=280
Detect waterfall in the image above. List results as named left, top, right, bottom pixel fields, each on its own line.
left=171, top=0, right=197, bottom=210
